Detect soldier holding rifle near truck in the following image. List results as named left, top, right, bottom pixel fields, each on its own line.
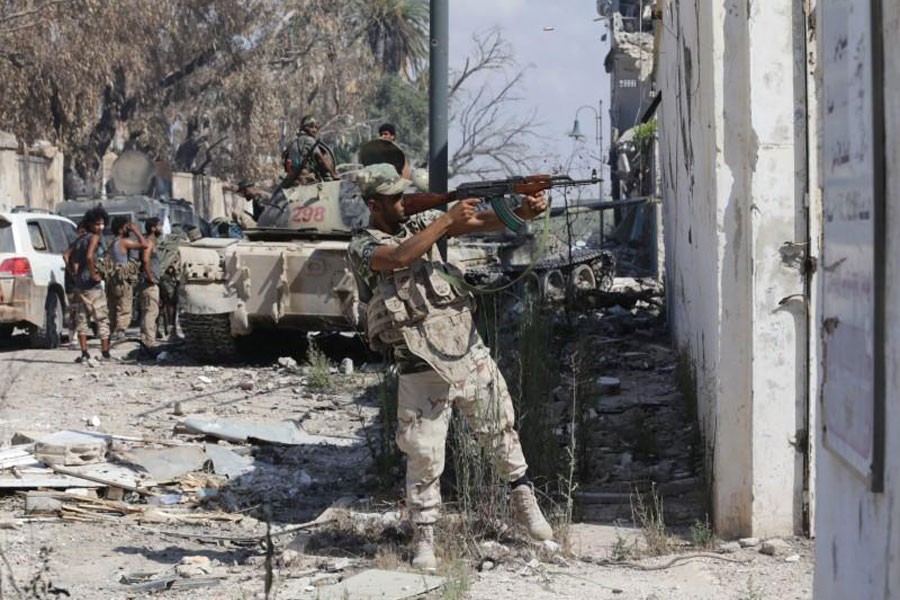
left=348, top=161, right=598, bottom=570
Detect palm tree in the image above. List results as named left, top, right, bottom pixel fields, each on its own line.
left=359, top=0, right=428, bottom=79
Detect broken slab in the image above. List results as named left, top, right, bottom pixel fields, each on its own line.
left=50, top=462, right=156, bottom=492
left=178, top=417, right=359, bottom=447
left=0, top=445, right=41, bottom=470
left=119, top=445, right=208, bottom=483
left=304, top=569, right=444, bottom=600
left=203, top=444, right=254, bottom=478
left=0, top=469, right=104, bottom=490
left=33, top=431, right=109, bottom=466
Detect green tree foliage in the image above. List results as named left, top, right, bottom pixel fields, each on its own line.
left=367, top=75, right=428, bottom=160
left=358, top=0, right=428, bottom=79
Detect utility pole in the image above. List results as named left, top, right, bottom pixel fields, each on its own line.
left=429, top=0, right=449, bottom=259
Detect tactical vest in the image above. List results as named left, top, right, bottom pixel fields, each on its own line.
left=364, top=229, right=476, bottom=384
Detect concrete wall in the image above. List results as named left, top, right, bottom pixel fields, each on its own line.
left=171, top=172, right=243, bottom=222
left=0, top=132, right=64, bottom=213
left=658, top=0, right=808, bottom=537
left=814, top=0, right=900, bottom=597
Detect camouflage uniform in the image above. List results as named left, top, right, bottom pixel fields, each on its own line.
left=348, top=211, right=528, bottom=525
left=285, top=134, right=336, bottom=184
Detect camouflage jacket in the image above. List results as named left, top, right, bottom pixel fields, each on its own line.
left=286, top=134, right=335, bottom=183
left=348, top=211, right=476, bottom=381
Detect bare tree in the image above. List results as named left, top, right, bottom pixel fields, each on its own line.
left=449, top=28, right=543, bottom=180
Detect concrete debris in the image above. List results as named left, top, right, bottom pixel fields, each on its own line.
left=278, top=356, right=299, bottom=371
left=239, top=380, right=254, bottom=391
left=177, top=416, right=360, bottom=447
left=760, top=538, right=793, bottom=556
left=718, top=541, right=741, bottom=554
left=49, top=462, right=157, bottom=492
left=339, top=358, right=354, bottom=375
left=203, top=443, right=254, bottom=478
left=784, top=554, right=801, bottom=563
left=175, top=556, right=214, bottom=578
left=121, top=445, right=208, bottom=482
left=86, top=415, right=102, bottom=428
left=25, top=491, right=64, bottom=514
left=739, top=537, right=761, bottom=548
left=33, top=430, right=110, bottom=466
left=197, top=375, right=213, bottom=384
left=323, top=557, right=351, bottom=572
left=479, top=559, right=496, bottom=571
left=310, top=569, right=444, bottom=600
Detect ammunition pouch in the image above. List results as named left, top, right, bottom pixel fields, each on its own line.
left=365, top=258, right=475, bottom=383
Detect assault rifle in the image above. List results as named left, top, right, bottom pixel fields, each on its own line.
left=401, top=171, right=601, bottom=232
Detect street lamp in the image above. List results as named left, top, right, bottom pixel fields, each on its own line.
left=567, top=102, right=603, bottom=150
left=567, top=101, right=606, bottom=243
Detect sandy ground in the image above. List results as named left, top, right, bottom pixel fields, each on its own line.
left=0, top=333, right=814, bottom=599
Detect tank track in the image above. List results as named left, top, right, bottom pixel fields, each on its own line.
left=180, top=313, right=240, bottom=363
left=464, top=248, right=616, bottom=292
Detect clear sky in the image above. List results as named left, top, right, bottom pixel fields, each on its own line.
left=450, top=0, right=611, bottom=197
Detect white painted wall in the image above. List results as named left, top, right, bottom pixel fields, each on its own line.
left=172, top=172, right=242, bottom=222
left=814, top=0, right=900, bottom=596
left=657, top=0, right=808, bottom=537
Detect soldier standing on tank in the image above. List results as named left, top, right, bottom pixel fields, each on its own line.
left=282, top=115, right=338, bottom=186
left=138, top=217, right=163, bottom=356
left=347, top=163, right=553, bottom=571
left=64, top=207, right=112, bottom=363
left=107, top=217, right=147, bottom=340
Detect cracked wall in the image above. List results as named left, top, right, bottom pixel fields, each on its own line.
left=658, top=0, right=809, bottom=537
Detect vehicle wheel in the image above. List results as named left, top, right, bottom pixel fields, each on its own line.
left=569, top=264, right=597, bottom=292
left=30, top=291, right=63, bottom=349
left=181, top=312, right=240, bottom=363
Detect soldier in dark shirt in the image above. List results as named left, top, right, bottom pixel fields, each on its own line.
left=64, top=207, right=112, bottom=362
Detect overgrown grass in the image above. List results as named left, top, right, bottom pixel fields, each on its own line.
left=440, top=558, right=470, bottom=600
left=305, top=340, right=333, bottom=390
left=690, top=515, right=716, bottom=550
left=630, top=483, right=671, bottom=556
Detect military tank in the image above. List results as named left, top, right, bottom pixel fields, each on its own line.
left=177, top=178, right=368, bottom=361
left=56, top=150, right=199, bottom=235
left=177, top=139, right=615, bottom=362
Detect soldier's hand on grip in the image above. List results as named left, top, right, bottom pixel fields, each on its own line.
left=448, top=198, right=481, bottom=226
left=520, top=191, right=548, bottom=220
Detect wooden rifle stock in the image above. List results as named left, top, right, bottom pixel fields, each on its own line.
left=402, top=191, right=458, bottom=216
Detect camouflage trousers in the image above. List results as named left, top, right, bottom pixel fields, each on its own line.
left=140, top=284, right=160, bottom=347
left=74, top=287, right=110, bottom=340
left=106, top=280, right=133, bottom=334
left=397, top=339, right=528, bottom=525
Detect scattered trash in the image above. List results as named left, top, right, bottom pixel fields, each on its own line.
left=339, top=358, right=354, bottom=375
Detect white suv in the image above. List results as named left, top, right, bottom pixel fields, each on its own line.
left=0, top=210, right=77, bottom=347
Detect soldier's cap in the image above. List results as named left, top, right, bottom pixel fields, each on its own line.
left=237, top=178, right=253, bottom=190
left=356, top=163, right=410, bottom=197
left=299, top=115, right=318, bottom=130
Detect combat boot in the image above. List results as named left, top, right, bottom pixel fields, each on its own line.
left=411, top=524, right=437, bottom=570
left=511, top=484, right=553, bottom=541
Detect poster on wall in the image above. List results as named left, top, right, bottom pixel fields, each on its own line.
left=820, top=0, right=885, bottom=491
